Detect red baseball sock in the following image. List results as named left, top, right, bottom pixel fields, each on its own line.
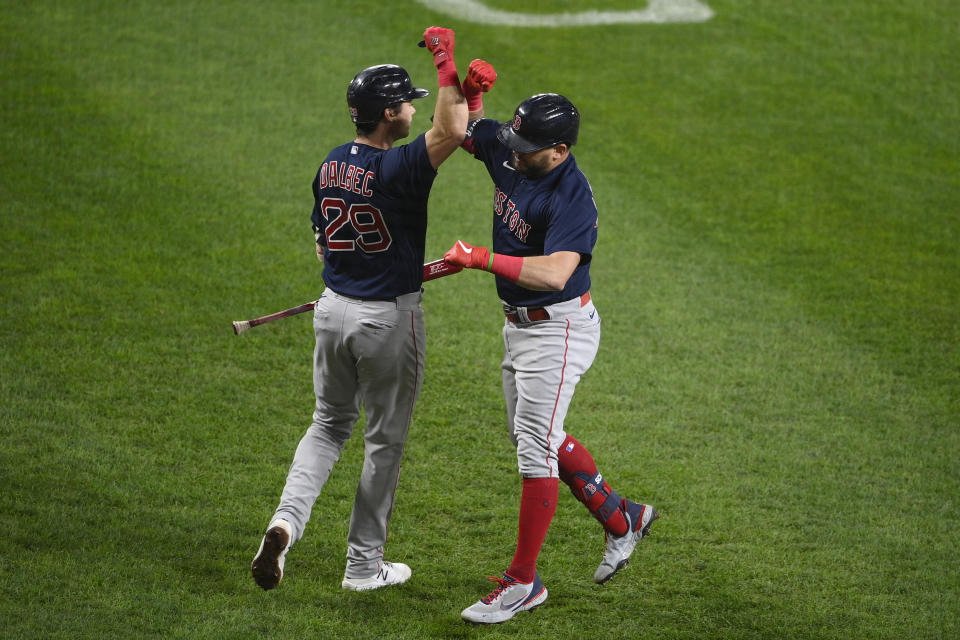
left=506, top=477, right=558, bottom=583
left=558, top=434, right=629, bottom=536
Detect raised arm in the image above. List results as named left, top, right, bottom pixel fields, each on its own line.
left=463, top=59, right=497, bottom=122
left=421, top=27, right=468, bottom=169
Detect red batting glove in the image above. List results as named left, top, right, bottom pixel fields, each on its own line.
left=420, top=27, right=459, bottom=87
left=444, top=240, right=490, bottom=270
left=422, top=27, right=455, bottom=63
left=463, top=59, right=497, bottom=112
left=464, top=59, right=497, bottom=95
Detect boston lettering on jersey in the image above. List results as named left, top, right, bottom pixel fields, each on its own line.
left=317, top=160, right=375, bottom=196
left=493, top=186, right=532, bottom=242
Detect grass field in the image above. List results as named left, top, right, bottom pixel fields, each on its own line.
left=2, top=1, right=958, bottom=638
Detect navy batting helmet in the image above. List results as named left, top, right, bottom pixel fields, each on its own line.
left=347, top=64, right=429, bottom=127
left=497, top=93, right=580, bottom=153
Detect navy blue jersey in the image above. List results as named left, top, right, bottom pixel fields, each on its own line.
left=463, top=118, right=598, bottom=307
left=311, top=134, right=436, bottom=299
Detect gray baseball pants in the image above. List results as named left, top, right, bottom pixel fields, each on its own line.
left=502, top=294, right=601, bottom=478
left=271, top=289, right=425, bottom=579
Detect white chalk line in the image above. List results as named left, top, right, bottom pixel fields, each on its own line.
left=414, top=0, right=714, bottom=26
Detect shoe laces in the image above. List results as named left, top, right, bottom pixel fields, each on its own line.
left=480, top=575, right=515, bottom=605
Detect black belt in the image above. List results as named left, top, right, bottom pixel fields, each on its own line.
left=504, top=291, right=591, bottom=324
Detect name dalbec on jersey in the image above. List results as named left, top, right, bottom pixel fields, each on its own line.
left=318, top=153, right=375, bottom=197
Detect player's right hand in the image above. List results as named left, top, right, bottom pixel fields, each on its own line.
left=420, top=26, right=455, bottom=66
left=444, top=240, right=490, bottom=270
left=464, top=59, right=497, bottom=95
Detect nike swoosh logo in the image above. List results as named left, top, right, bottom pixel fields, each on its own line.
left=589, top=311, right=596, bottom=319
left=457, top=240, right=472, bottom=254
left=501, top=593, right=528, bottom=610
left=502, top=160, right=516, bottom=171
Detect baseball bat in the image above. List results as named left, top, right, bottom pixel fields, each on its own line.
left=232, top=258, right=461, bottom=335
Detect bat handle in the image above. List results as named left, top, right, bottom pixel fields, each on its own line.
left=233, top=320, right=251, bottom=335
left=423, top=258, right=462, bottom=281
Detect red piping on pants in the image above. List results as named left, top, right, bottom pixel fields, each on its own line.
left=545, top=319, right=570, bottom=476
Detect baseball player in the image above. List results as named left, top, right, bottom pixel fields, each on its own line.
left=444, top=64, right=658, bottom=623
left=251, top=27, right=466, bottom=592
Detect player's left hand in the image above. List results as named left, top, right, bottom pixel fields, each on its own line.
left=464, top=59, right=497, bottom=94
left=444, top=240, right=490, bottom=270
left=419, top=26, right=456, bottom=66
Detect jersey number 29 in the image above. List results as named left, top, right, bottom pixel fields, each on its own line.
left=319, top=197, right=392, bottom=253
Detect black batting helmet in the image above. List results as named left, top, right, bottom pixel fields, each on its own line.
left=497, top=93, right=580, bottom=153
left=347, top=64, right=429, bottom=127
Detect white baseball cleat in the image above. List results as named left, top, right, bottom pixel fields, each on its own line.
left=251, top=518, right=292, bottom=590
left=341, top=561, right=412, bottom=591
left=461, top=572, right=548, bottom=624
left=594, top=503, right=658, bottom=584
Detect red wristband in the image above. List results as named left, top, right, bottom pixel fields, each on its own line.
left=465, top=91, right=483, bottom=112
left=488, top=253, right=523, bottom=282
left=436, top=58, right=460, bottom=88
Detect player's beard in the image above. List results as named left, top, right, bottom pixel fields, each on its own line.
left=512, top=151, right=550, bottom=179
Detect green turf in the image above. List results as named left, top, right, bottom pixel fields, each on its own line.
left=2, top=1, right=958, bottom=638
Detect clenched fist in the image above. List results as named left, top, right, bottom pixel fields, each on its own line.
left=464, top=59, right=497, bottom=95
left=444, top=240, right=490, bottom=270
left=420, top=26, right=456, bottom=66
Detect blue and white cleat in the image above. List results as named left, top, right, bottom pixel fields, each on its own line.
left=594, top=503, right=658, bottom=584
left=461, top=571, right=548, bottom=624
